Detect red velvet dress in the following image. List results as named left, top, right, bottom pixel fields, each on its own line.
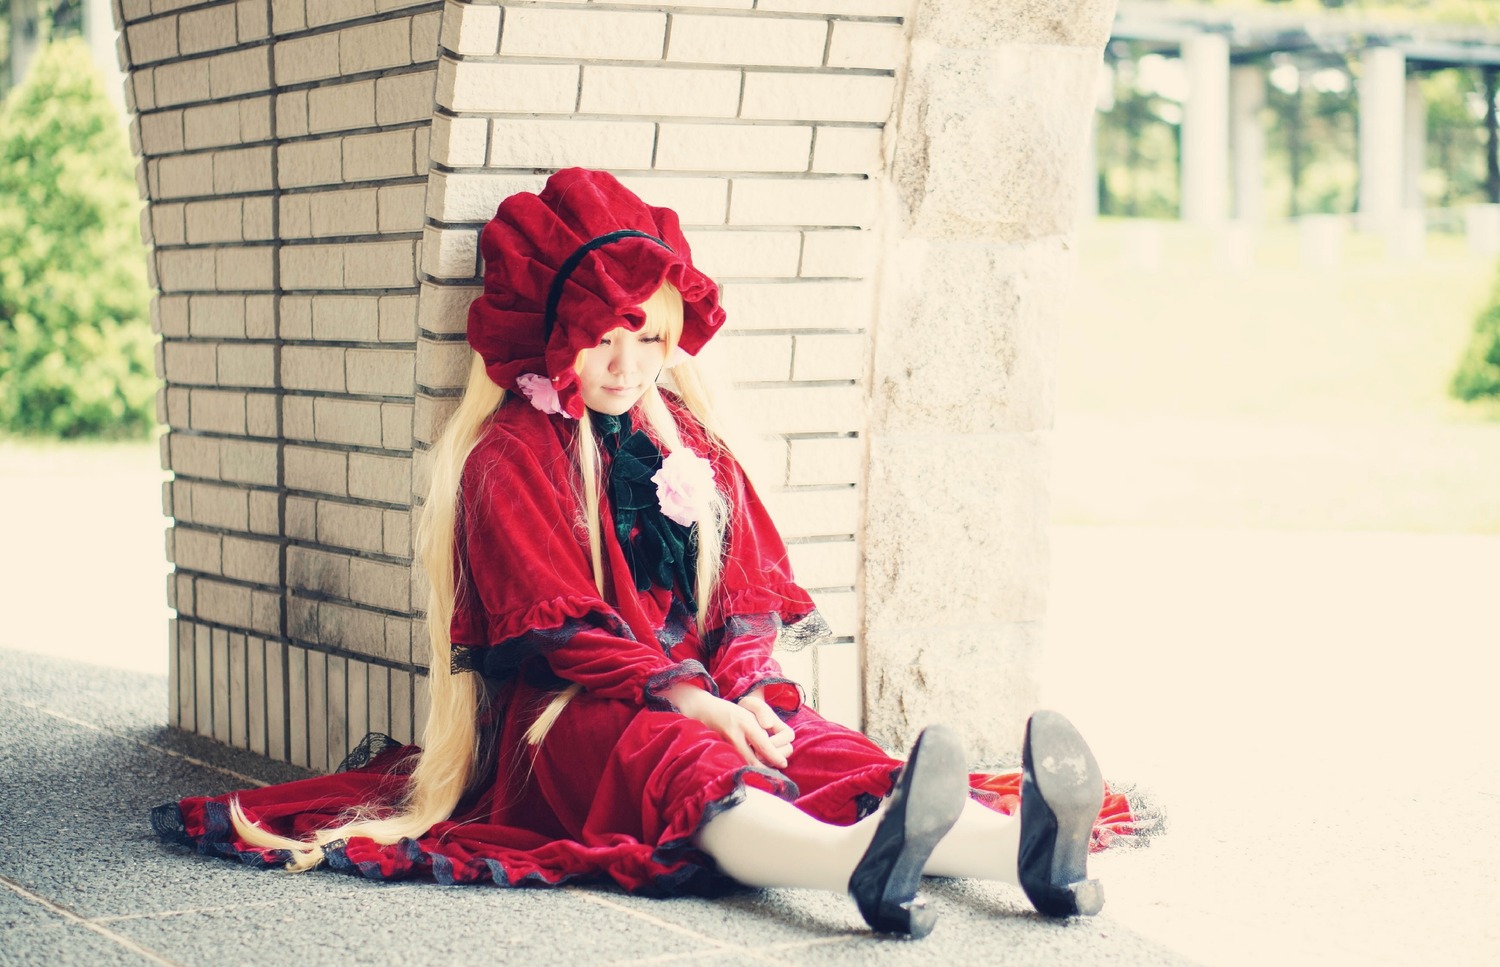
left=153, top=395, right=1146, bottom=895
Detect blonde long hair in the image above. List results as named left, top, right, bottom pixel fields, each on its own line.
left=229, top=281, right=728, bottom=870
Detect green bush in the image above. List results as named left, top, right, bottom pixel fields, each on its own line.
left=0, top=38, right=156, bottom=439
left=1452, top=266, right=1500, bottom=403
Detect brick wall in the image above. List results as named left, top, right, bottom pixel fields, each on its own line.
left=127, top=0, right=908, bottom=765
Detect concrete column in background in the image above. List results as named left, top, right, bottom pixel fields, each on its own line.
left=864, top=0, right=1118, bottom=762
left=1404, top=73, right=1427, bottom=210
left=1181, top=32, right=1230, bottom=226
left=1359, top=45, right=1407, bottom=232
left=1231, top=64, right=1266, bottom=224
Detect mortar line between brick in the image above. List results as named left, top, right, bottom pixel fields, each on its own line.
left=266, top=0, right=291, bottom=766
left=0, top=874, right=187, bottom=967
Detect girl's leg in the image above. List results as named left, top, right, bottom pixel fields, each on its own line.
left=922, top=798, right=1022, bottom=880
left=694, top=725, right=968, bottom=938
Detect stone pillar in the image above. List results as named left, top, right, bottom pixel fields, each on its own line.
left=864, top=0, right=1117, bottom=762
left=1359, top=45, right=1406, bottom=232
left=1404, top=73, right=1427, bottom=210
left=1231, top=64, right=1266, bottom=224
left=1181, top=32, right=1230, bottom=226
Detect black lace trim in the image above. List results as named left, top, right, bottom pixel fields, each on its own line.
left=642, top=659, right=716, bottom=711
left=854, top=791, right=884, bottom=821
left=334, top=732, right=403, bottom=773
left=731, top=676, right=804, bottom=714
left=705, top=610, right=832, bottom=657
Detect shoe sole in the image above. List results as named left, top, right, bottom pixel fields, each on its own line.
left=1020, top=710, right=1105, bottom=918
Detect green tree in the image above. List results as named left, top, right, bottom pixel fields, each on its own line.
left=0, top=37, right=155, bottom=438
left=1452, top=265, right=1500, bottom=402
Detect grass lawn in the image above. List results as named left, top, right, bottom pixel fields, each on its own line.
left=1054, top=219, right=1500, bottom=533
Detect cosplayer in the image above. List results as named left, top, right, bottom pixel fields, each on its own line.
left=152, top=168, right=1141, bottom=938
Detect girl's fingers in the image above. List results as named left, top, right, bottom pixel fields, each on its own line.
left=747, top=727, right=787, bottom=769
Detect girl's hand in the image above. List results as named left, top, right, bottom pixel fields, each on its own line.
left=664, top=684, right=792, bottom=769
left=737, top=688, right=795, bottom=762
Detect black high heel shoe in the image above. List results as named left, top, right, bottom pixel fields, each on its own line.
left=848, top=724, right=968, bottom=938
left=1018, top=709, right=1106, bottom=917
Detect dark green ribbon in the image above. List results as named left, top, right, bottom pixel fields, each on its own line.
left=593, top=412, right=698, bottom=613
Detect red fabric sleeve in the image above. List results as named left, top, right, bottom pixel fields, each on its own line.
left=451, top=405, right=702, bottom=705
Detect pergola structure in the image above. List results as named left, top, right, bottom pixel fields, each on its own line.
left=1107, top=0, right=1500, bottom=229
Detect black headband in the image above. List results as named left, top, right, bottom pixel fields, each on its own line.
left=542, top=230, right=676, bottom=344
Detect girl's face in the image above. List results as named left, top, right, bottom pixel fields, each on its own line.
left=576, top=326, right=669, bottom=416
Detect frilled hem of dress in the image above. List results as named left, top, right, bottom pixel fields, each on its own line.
left=149, top=737, right=802, bottom=898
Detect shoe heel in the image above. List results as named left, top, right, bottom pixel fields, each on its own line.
left=871, top=896, right=937, bottom=939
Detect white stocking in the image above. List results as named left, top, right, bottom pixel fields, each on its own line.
left=693, top=787, right=880, bottom=892
left=922, top=799, right=1021, bottom=882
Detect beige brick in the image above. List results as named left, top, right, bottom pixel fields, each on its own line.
left=222, top=535, right=279, bottom=585
left=192, top=482, right=251, bottom=531
left=217, top=246, right=275, bottom=290
left=251, top=488, right=278, bottom=538
left=341, top=18, right=412, bottom=74
left=133, top=68, right=159, bottom=111
left=270, top=0, right=305, bottom=33
left=280, top=243, right=344, bottom=289
left=429, top=115, right=487, bottom=167
left=151, top=203, right=187, bottom=246
left=238, top=0, right=270, bottom=41
left=381, top=403, right=414, bottom=450
left=758, top=0, right=906, bottom=12
left=209, top=48, right=271, bottom=99
left=616, top=175, right=728, bottom=225
left=415, top=283, right=479, bottom=337
left=720, top=333, right=793, bottom=382
left=314, top=398, right=385, bottom=447
left=350, top=558, right=410, bottom=611
left=437, top=58, right=577, bottom=114
left=179, top=4, right=238, bottom=56
left=786, top=538, right=857, bottom=590
left=377, top=184, right=426, bottom=234
left=721, top=279, right=871, bottom=331
left=219, top=439, right=279, bottom=486
left=793, top=332, right=866, bottom=381
left=800, top=229, right=872, bottom=277
left=812, top=126, right=883, bottom=175
left=283, top=346, right=347, bottom=392
left=182, top=101, right=237, bottom=150
left=349, top=452, right=412, bottom=505
left=425, top=171, right=530, bottom=225
left=165, top=387, right=192, bottom=428
left=488, top=118, right=654, bottom=171
left=218, top=343, right=276, bottom=387
left=413, top=336, right=468, bottom=390
left=321, top=600, right=387, bottom=657
left=173, top=527, right=222, bottom=574
left=276, top=33, right=341, bottom=85
left=168, top=434, right=219, bottom=479
left=244, top=197, right=274, bottom=241
left=728, top=177, right=877, bottom=228
left=412, top=9, right=442, bottom=62
left=279, top=194, right=312, bottom=238
left=500, top=8, right=665, bottom=60
left=732, top=384, right=863, bottom=434
left=809, top=588, right=856, bottom=638
left=415, top=125, right=430, bottom=175
left=121, top=0, right=152, bottom=24
left=742, top=72, right=896, bottom=123
left=157, top=154, right=214, bottom=199
left=286, top=445, right=349, bottom=495
left=158, top=296, right=190, bottom=338
left=139, top=110, right=184, bottom=154
left=246, top=390, right=278, bottom=436
left=827, top=20, right=904, bottom=70
left=682, top=228, right=800, bottom=279
left=241, top=97, right=273, bottom=143
left=440, top=0, right=500, bottom=55
left=309, top=188, right=379, bottom=237
left=189, top=389, right=248, bottom=434
left=288, top=546, right=351, bottom=598
left=383, top=508, right=411, bottom=556
left=379, top=295, right=418, bottom=341
left=313, top=296, right=380, bottom=341
left=317, top=500, right=386, bottom=554
left=412, top=395, right=456, bottom=448
left=164, top=341, right=217, bottom=384
left=420, top=227, right=477, bottom=280
left=761, top=486, right=860, bottom=538
left=307, top=0, right=375, bottom=28
left=283, top=496, right=315, bottom=544
left=344, top=239, right=417, bottom=289
left=579, top=65, right=739, bottom=118
left=127, top=16, right=178, bottom=65
left=250, top=590, right=279, bottom=635
left=376, top=70, right=435, bottom=126
left=276, top=91, right=309, bottom=138
left=279, top=139, right=343, bottom=189
left=308, top=80, right=376, bottom=135
left=184, top=198, right=242, bottom=245
left=347, top=349, right=415, bottom=397
left=197, top=579, right=253, bottom=628
left=214, top=146, right=274, bottom=194
left=188, top=295, right=244, bottom=338
left=656, top=123, right=811, bottom=173
left=344, top=129, right=415, bottom=182
left=280, top=296, right=313, bottom=339
left=669, top=15, right=826, bottom=68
